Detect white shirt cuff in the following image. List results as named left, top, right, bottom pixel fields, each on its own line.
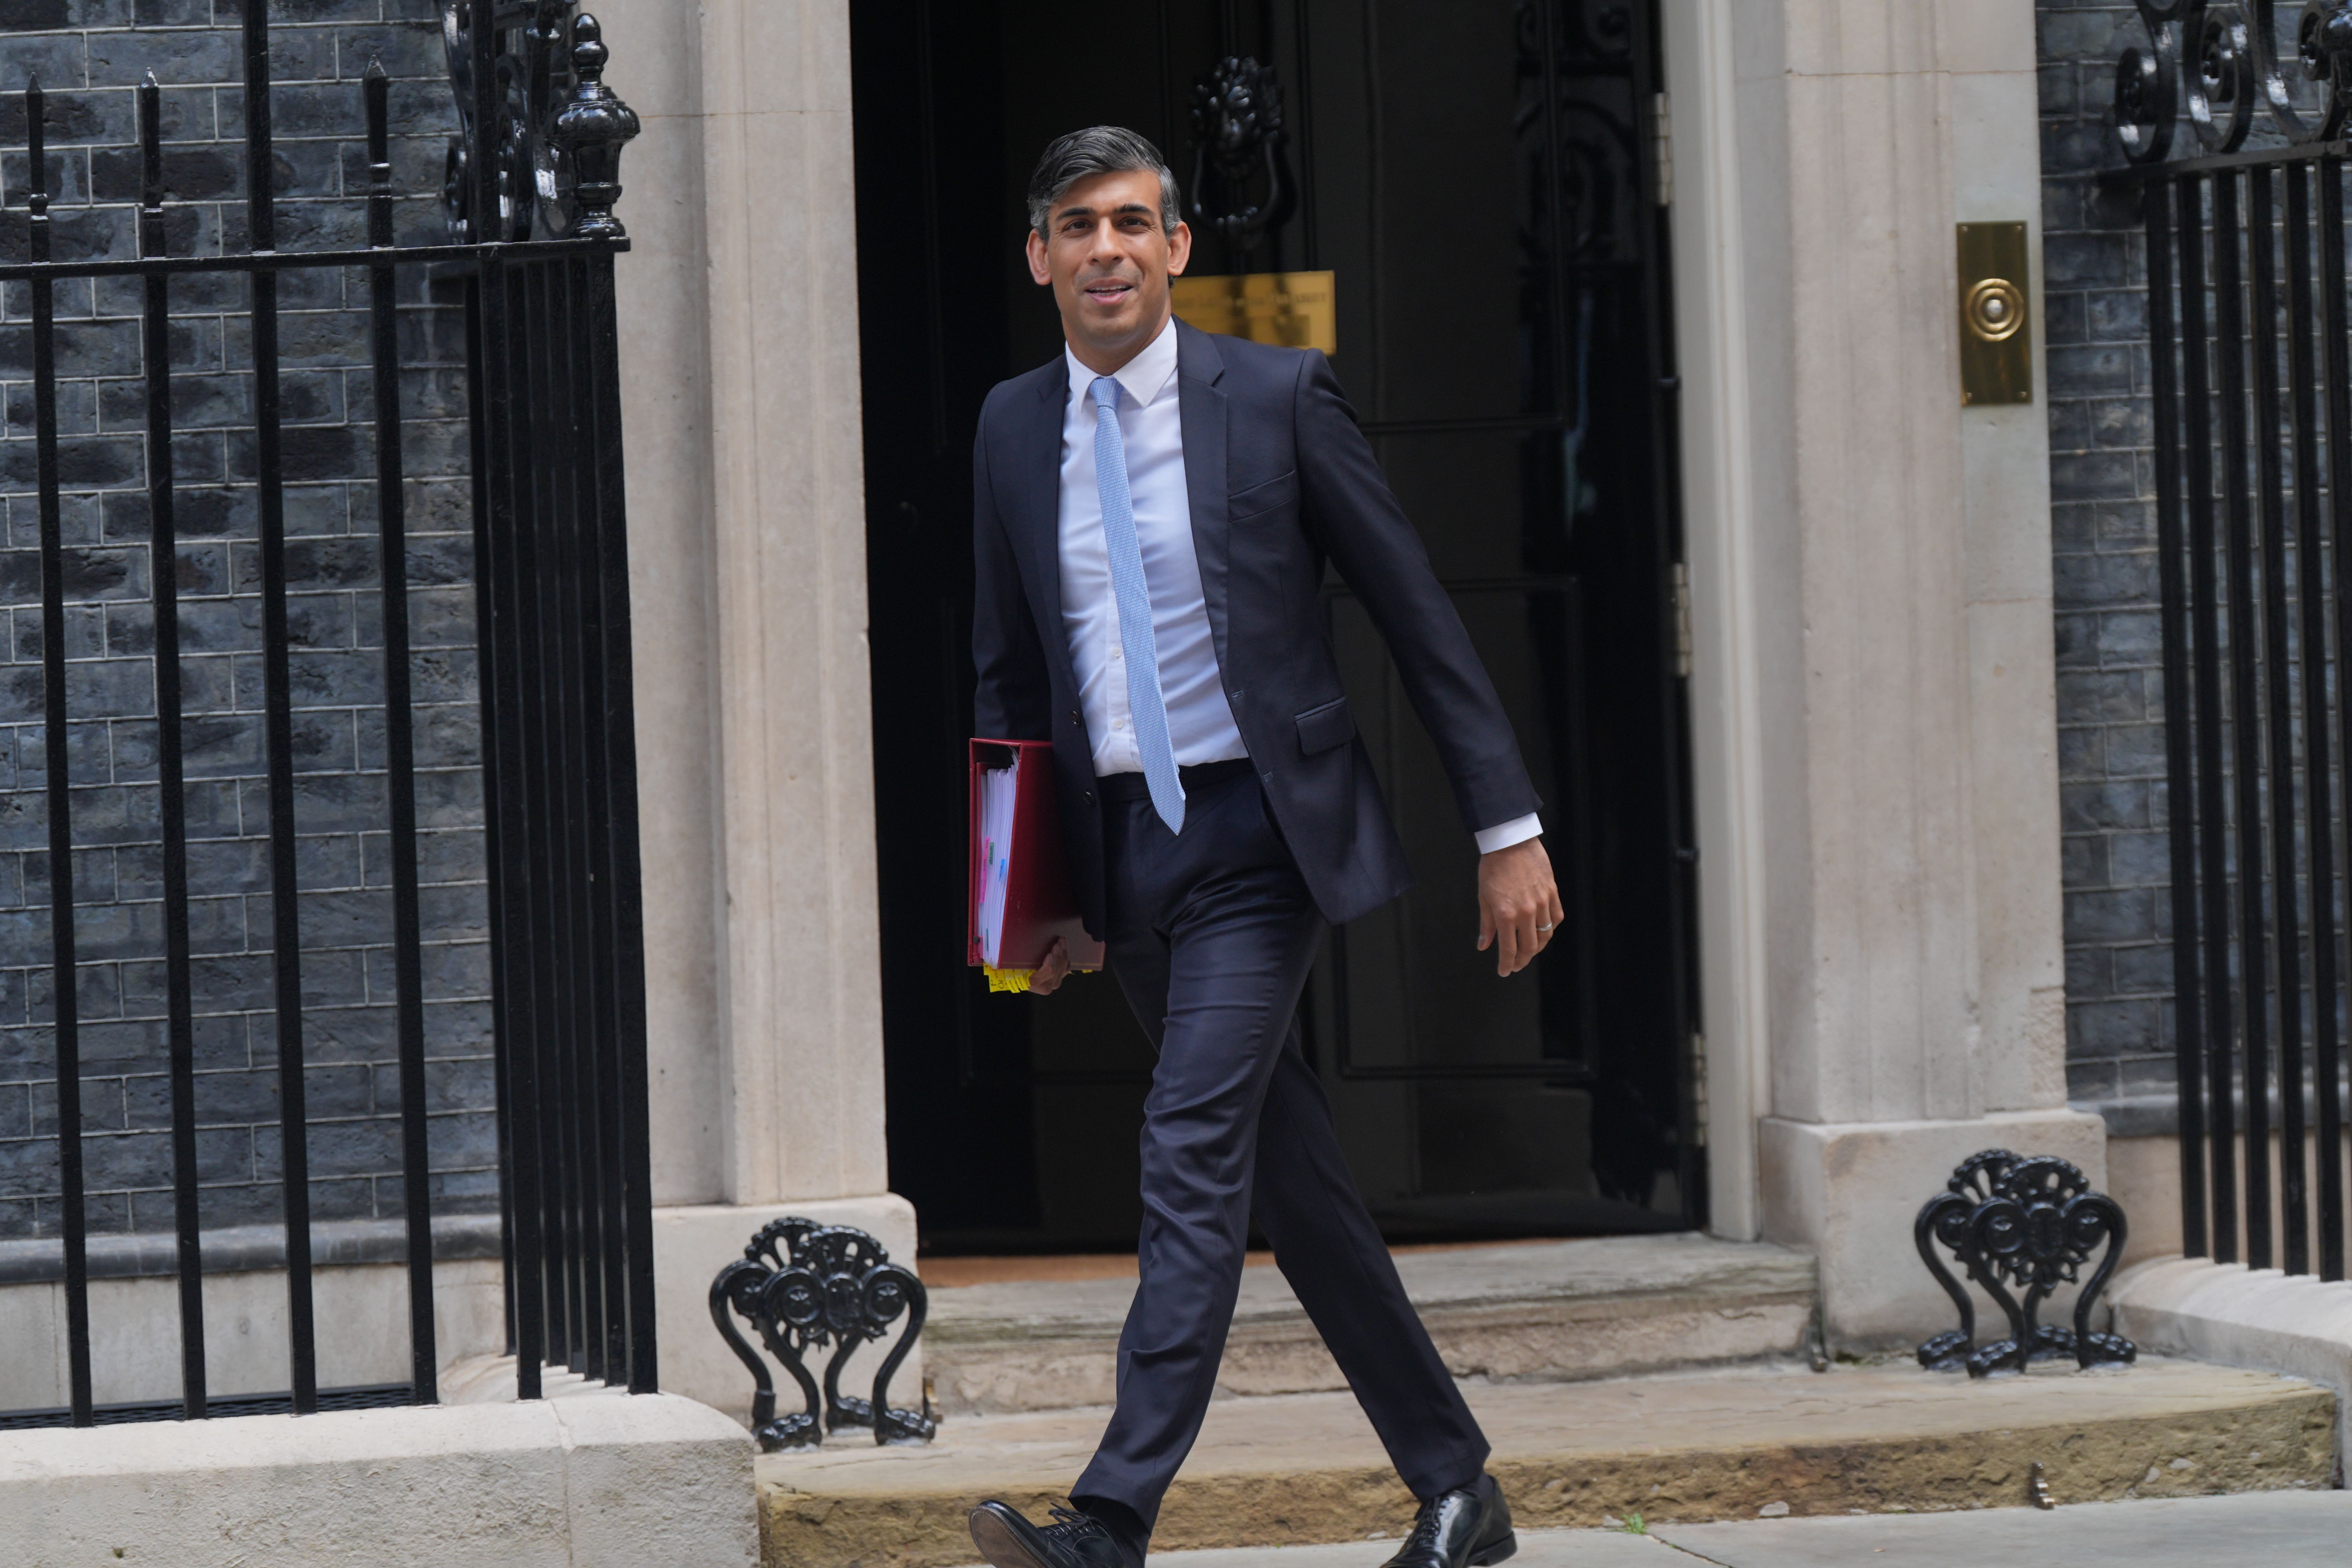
left=1474, top=813, right=1543, bottom=855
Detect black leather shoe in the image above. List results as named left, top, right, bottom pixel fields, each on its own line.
left=1379, top=1474, right=1515, bottom=1568
left=967, top=1500, right=1135, bottom=1568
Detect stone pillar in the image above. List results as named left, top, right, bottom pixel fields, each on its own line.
left=693, top=0, right=890, bottom=1210
left=596, top=0, right=726, bottom=1212
left=593, top=0, right=909, bottom=1415
left=1666, top=0, right=2100, bottom=1346
left=595, top=0, right=887, bottom=1205
left=1949, top=4, right=2072, bottom=1121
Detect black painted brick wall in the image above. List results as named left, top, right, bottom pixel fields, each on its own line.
left=2040, top=2, right=2177, bottom=1106
left=0, top=2, right=493, bottom=1238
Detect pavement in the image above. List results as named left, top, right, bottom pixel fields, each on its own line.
left=974, top=1490, right=2352, bottom=1566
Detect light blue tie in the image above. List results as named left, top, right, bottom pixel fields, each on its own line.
left=1091, top=375, right=1185, bottom=834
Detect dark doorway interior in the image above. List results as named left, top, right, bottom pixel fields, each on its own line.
left=850, top=0, right=1699, bottom=1253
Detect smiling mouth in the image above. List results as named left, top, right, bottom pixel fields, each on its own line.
left=1082, top=280, right=1134, bottom=304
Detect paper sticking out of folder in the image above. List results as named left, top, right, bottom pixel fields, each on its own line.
left=969, top=739, right=1105, bottom=989
left=975, top=762, right=1019, bottom=968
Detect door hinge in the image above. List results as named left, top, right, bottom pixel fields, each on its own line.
left=1653, top=91, right=1673, bottom=208
left=1671, top=560, right=1693, bottom=677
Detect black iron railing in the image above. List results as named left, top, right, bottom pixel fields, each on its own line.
left=2108, top=2, right=2352, bottom=1280
left=16, top=0, right=652, bottom=1424
left=458, top=3, right=656, bottom=1407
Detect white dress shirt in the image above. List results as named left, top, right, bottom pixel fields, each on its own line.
left=1058, top=319, right=1247, bottom=779
left=1055, top=317, right=1541, bottom=854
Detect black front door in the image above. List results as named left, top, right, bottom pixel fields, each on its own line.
left=850, top=0, right=1699, bottom=1252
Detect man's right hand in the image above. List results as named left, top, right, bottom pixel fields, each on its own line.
left=1028, top=937, right=1073, bottom=996
left=1477, top=837, right=1562, bottom=978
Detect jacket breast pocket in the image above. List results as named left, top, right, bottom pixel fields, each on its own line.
left=1294, top=695, right=1356, bottom=756
left=1229, top=468, right=1298, bottom=521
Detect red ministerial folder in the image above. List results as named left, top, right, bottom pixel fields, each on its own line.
left=969, top=739, right=1106, bottom=984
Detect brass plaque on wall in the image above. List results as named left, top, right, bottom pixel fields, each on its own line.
left=1171, top=270, right=1337, bottom=355
left=1956, top=222, right=2032, bottom=406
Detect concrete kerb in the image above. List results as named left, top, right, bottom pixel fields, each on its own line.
left=0, top=1392, right=756, bottom=1568
left=2108, top=1254, right=2352, bottom=1469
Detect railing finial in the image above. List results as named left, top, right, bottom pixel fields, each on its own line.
left=24, top=74, right=44, bottom=217
left=138, top=70, right=164, bottom=245
left=551, top=13, right=639, bottom=240
left=364, top=53, right=393, bottom=248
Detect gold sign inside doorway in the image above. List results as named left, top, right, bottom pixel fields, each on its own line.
left=1171, top=270, right=1336, bottom=355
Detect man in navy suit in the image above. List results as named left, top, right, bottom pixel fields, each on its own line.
left=965, top=127, right=1555, bottom=1568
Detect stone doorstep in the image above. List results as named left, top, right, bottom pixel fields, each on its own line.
left=753, top=1357, right=2336, bottom=1568
left=924, top=1234, right=1820, bottom=1416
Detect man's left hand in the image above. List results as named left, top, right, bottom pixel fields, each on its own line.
left=1028, top=937, right=1073, bottom=996
left=1477, top=837, right=1562, bottom=978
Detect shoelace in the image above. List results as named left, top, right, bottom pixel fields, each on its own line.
left=1041, top=1504, right=1098, bottom=1543
left=1400, top=1497, right=1447, bottom=1554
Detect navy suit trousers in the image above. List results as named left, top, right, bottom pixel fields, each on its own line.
left=1071, top=768, right=1490, bottom=1530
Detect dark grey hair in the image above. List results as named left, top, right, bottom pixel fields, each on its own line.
left=1026, top=126, right=1182, bottom=241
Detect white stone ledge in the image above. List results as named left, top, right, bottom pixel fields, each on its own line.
left=0, top=1393, right=756, bottom=1568
left=2108, top=1255, right=2352, bottom=1464
left=0, top=1213, right=504, bottom=1285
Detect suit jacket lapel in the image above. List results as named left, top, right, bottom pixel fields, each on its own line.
left=1016, top=355, right=1076, bottom=696
left=1175, top=320, right=1233, bottom=675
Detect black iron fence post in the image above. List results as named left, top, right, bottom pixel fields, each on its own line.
left=136, top=69, right=208, bottom=1423
left=241, top=0, right=320, bottom=1420
left=2283, top=156, right=2329, bottom=1283
left=2321, top=149, right=2352, bottom=1285
left=2146, top=173, right=2210, bottom=1263
left=582, top=240, right=657, bottom=1393
left=363, top=60, right=441, bottom=1406
left=2181, top=170, right=2241, bottom=1268
left=27, top=74, right=94, bottom=1429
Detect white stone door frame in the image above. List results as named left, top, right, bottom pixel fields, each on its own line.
left=1659, top=0, right=1772, bottom=1241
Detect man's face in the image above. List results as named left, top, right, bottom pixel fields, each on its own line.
left=1027, top=168, right=1192, bottom=365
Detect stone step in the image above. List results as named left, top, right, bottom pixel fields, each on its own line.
left=923, top=1234, right=1819, bottom=1416
left=755, top=1357, right=2336, bottom=1568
